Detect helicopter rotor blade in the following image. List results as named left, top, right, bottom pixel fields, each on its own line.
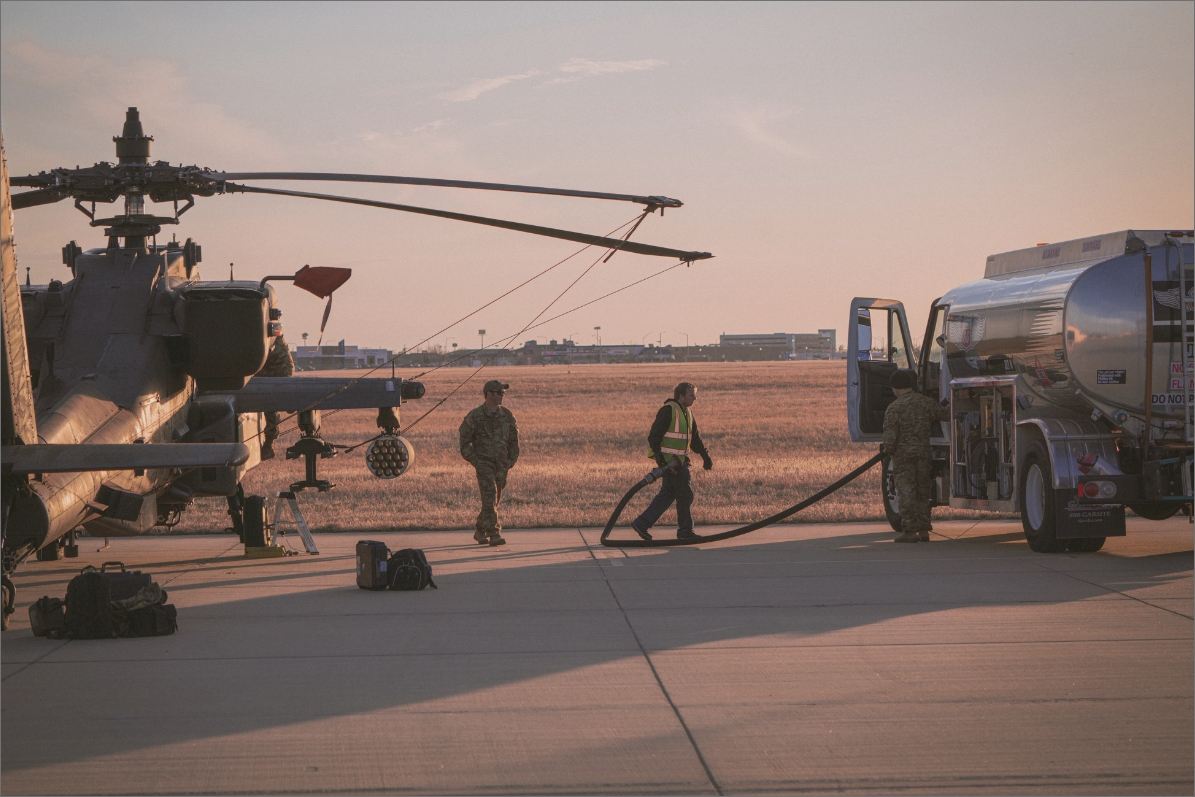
left=208, top=172, right=683, bottom=209
left=224, top=183, right=713, bottom=262
left=10, top=188, right=66, bottom=210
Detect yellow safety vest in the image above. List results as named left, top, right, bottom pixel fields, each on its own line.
left=649, top=400, right=692, bottom=464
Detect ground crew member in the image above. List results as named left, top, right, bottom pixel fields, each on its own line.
left=227, top=332, right=294, bottom=538
left=631, top=382, right=713, bottom=541
left=257, top=334, right=294, bottom=460
left=460, top=380, right=520, bottom=546
left=882, top=369, right=949, bottom=543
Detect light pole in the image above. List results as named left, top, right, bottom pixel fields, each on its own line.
left=594, top=326, right=601, bottom=364
left=478, top=329, right=486, bottom=350
left=681, top=332, right=689, bottom=362
left=567, top=332, right=578, bottom=372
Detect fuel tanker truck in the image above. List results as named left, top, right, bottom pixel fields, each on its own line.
left=848, top=229, right=1193, bottom=552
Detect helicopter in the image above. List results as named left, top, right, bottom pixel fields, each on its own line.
left=0, top=107, right=712, bottom=630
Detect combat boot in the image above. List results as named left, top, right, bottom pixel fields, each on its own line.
left=918, top=531, right=931, bottom=542
left=488, top=531, right=507, bottom=546
left=473, top=529, right=489, bottom=545
left=894, top=532, right=919, bottom=543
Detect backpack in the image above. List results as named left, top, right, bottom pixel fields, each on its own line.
left=64, top=570, right=116, bottom=639
left=387, top=549, right=437, bottom=591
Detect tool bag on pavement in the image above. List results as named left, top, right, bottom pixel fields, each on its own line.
left=387, top=548, right=437, bottom=591
left=356, top=540, right=391, bottom=590
left=63, top=569, right=116, bottom=639
left=29, top=596, right=66, bottom=637
left=112, top=583, right=178, bottom=637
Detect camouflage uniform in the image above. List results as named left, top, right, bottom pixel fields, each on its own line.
left=257, top=335, right=294, bottom=459
left=882, top=392, right=949, bottom=534
left=459, top=404, right=519, bottom=537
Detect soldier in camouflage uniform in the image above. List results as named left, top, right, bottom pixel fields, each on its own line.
left=459, top=380, right=520, bottom=547
left=257, top=334, right=294, bottom=460
left=882, top=369, right=949, bottom=543
left=228, top=332, right=294, bottom=536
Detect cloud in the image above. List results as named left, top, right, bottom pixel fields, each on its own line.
left=732, top=109, right=815, bottom=160
left=438, top=70, right=540, bottom=102
left=559, top=58, right=666, bottom=76
left=412, top=119, right=450, bottom=133
left=1, top=40, right=283, bottom=168
left=540, top=58, right=666, bottom=86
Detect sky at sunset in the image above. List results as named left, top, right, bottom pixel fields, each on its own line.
left=2, top=1, right=1192, bottom=354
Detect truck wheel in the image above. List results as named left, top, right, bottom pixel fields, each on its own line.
left=1127, top=503, right=1181, bottom=521
left=1019, top=444, right=1065, bottom=553
left=242, top=495, right=268, bottom=547
left=1066, top=537, right=1106, bottom=553
left=882, top=457, right=901, bottom=532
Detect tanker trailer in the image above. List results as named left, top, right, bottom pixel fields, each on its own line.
left=848, top=229, right=1193, bottom=553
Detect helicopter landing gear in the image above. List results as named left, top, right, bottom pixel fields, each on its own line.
left=34, top=538, right=63, bottom=561
left=64, top=528, right=79, bottom=558
left=2, top=575, right=14, bottom=632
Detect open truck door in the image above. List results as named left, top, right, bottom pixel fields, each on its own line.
left=847, top=298, right=917, bottom=442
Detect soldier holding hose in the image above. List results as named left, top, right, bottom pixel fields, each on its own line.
left=631, top=382, right=713, bottom=541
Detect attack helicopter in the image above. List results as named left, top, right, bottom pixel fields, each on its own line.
left=0, top=107, right=712, bottom=629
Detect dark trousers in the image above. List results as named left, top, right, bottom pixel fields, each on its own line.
left=633, top=464, right=694, bottom=534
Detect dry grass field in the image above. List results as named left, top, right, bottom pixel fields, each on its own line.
left=175, top=361, right=1011, bottom=533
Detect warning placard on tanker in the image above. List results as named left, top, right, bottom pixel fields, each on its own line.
left=1096, top=370, right=1127, bottom=385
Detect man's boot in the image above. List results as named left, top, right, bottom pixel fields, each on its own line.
left=488, top=531, right=507, bottom=546
left=894, top=532, right=919, bottom=543
left=918, top=531, right=931, bottom=542
left=473, top=529, right=489, bottom=545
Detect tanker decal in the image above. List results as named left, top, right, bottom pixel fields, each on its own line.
left=1096, top=370, right=1126, bottom=385
left=947, top=315, right=986, bottom=352
left=1151, top=279, right=1194, bottom=344
left=1025, top=298, right=1065, bottom=353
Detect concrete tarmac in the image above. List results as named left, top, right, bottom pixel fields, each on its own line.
left=2, top=517, right=1191, bottom=795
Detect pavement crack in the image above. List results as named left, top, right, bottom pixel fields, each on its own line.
left=578, top=528, right=723, bottom=796
left=1030, top=560, right=1194, bottom=620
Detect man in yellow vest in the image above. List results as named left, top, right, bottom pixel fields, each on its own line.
left=631, top=382, right=713, bottom=540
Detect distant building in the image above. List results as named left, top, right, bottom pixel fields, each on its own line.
left=719, top=330, right=836, bottom=359
left=293, top=341, right=393, bottom=370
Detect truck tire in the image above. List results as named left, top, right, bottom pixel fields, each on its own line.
left=1066, top=537, right=1106, bottom=553
left=1127, top=503, right=1181, bottom=521
left=882, top=457, right=901, bottom=532
left=242, top=495, right=268, bottom=547
left=1019, top=444, right=1065, bottom=553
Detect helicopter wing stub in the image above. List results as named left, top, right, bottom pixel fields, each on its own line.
left=211, top=377, right=425, bottom=413
left=10, top=188, right=67, bottom=210
left=206, top=172, right=683, bottom=209
left=224, top=183, right=714, bottom=262
left=1, top=443, right=250, bottom=475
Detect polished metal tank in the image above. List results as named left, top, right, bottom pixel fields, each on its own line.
left=939, top=241, right=1193, bottom=423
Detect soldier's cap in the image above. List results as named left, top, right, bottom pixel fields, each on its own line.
left=889, top=369, right=917, bottom=390
left=483, top=380, right=510, bottom=394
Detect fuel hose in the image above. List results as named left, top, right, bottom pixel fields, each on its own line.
left=600, top=451, right=885, bottom=548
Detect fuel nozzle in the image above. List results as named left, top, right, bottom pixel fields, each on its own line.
left=644, top=459, right=681, bottom=484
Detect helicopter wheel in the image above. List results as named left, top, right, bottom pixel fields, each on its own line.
left=242, top=495, right=269, bottom=547
left=1, top=576, right=14, bottom=632
left=34, top=539, right=63, bottom=561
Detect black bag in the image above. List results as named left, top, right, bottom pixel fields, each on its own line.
left=356, top=540, right=390, bottom=590
left=387, top=548, right=437, bottom=591
left=128, top=603, right=178, bottom=636
left=29, top=596, right=66, bottom=637
left=64, top=570, right=115, bottom=639
left=97, top=562, right=153, bottom=601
